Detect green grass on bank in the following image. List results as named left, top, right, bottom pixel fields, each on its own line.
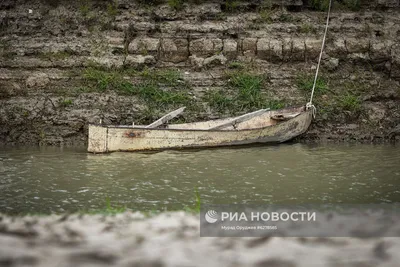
left=38, top=50, right=75, bottom=61
left=296, top=73, right=365, bottom=121
left=296, top=73, right=328, bottom=96
left=82, top=67, right=193, bottom=110
left=59, top=98, right=73, bottom=107
left=76, top=62, right=374, bottom=126
left=337, top=92, right=362, bottom=113
left=79, top=65, right=287, bottom=120
left=205, top=71, right=285, bottom=114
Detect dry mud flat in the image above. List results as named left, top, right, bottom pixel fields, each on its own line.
left=0, top=212, right=400, bottom=267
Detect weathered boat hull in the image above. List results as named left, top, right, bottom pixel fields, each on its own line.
left=88, top=107, right=313, bottom=153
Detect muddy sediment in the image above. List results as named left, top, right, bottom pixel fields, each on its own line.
left=0, top=0, right=400, bottom=146
left=1, top=211, right=400, bottom=266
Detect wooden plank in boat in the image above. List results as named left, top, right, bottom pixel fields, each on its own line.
left=208, top=109, right=270, bottom=130
left=145, top=107, right=186, bottom=128
left=271, top=112, right=300, bottom=121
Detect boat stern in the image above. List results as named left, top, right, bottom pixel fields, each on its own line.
left=88, top=125, right=108, bottom=153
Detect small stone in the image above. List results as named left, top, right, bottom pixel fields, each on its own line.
left=223, top=39, right=237, bottom=60
left=189, top=55, right=204, bottom=69
left=26, top=73, right=50, bottom=89
left=242, top=38, right=257, bottom=57
left=88, top=57, right=124, bottom=69
left=389, top=125, right=400, bottom=136
left=324, top=58, right=339, bottom=71
left=190, top=38, right=222, bottom=57
left=269, top=39, right=283, bottom=62
left=125, top=55, right=156, bottom=68
left=153, top=4, right=177, bottom=20
left=377, top=0, right=399, bottom=8
left=128, top=38, right=160, bottom=55
left=256, top=38, right=269, bottom=60
left=291, top=38, right=305, bottom=61
left=305, top=38, right=322, bottom=60
left=203, top=54, right=227, bottom=67
left=160, top=39, right=189, bottom=63
left=346, top=38, right=370, bottom=54
left=321, top=95, right=329, bottom=101
left=370, top=80, right=379, bottom=86
left=364, top=102, right=386, bottom=123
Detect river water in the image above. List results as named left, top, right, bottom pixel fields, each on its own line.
left=0, top=144, right=399, bottom=214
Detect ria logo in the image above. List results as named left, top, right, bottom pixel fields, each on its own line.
left=205, top=210, right=218, bottom=223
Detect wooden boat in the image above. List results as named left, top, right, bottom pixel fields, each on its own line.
left=88, top=106, right=313, bottom=153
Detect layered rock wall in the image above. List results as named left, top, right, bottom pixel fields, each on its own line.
left=0, top=0, right=399, bottom=145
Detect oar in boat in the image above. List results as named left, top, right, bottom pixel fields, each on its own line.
left=208, top=109, right=270, bottom=130
left=145, top=107, right=186, bottom=128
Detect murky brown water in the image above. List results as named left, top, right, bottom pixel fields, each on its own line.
left=0, top=144, right=399, bottom=214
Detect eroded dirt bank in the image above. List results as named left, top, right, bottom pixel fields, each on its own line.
left=1, top=211, right=400, bottom=267
left=1, top=0, right=400, bottom=146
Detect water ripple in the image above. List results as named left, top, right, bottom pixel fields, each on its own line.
left=0, top=144, right=399, bottom=214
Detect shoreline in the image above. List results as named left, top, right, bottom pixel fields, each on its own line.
left=0, top=134, right=398, bottom=148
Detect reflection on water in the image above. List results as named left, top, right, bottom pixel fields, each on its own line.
left=0, top=144, right=399, bottom=214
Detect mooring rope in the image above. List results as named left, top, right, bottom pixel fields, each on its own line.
left=306, top=0, right=333, bottom=118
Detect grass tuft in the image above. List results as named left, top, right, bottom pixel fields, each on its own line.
left=79, top=1, right=91, bottom=17
left=257, top=6, right=273, bottom=24
left=134, top=82, right=191, bottom=108
left=140, top=68, right=182, bottom=87
left=230, top=72, right=264, bottom=109
left=206, top=71, right=286, bottom=113
left=39, top=50, right=74, bottom=61
left=267, top=99, right=286, bottom=110
left=83, top=68, right=133, bottom=92
left=205, top=90, right=234, bottom=112
left=104, top=197, right=126, bottom=214
left=337, top=92, right=362, bottom=113
left=106, top=1, right=118, bottom=18
left=167, top=0, right=184, bottom=10
left=83, top=197, right=127, bottom=215
left=81, top=67, right=193, bottom=113
left=184, top=188, right=201, bottom=214
left=278, top=13, right=294, bottom=23
left=228, top=61, right=245, bottom=70
left=296, top=73, right=328, bottom=95
left=299, top=23, right=317, bottom=34
left=59, top=99, right=73, bottom=107
left=224, top=0, right=240, bottom=12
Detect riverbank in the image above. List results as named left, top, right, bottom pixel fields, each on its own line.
left=0, top=211, right=399, bottom=266
left=1, top=0, right=399, bottom=146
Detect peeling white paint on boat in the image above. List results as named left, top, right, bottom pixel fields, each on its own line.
left=88, top=106, right=313, bottom=153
